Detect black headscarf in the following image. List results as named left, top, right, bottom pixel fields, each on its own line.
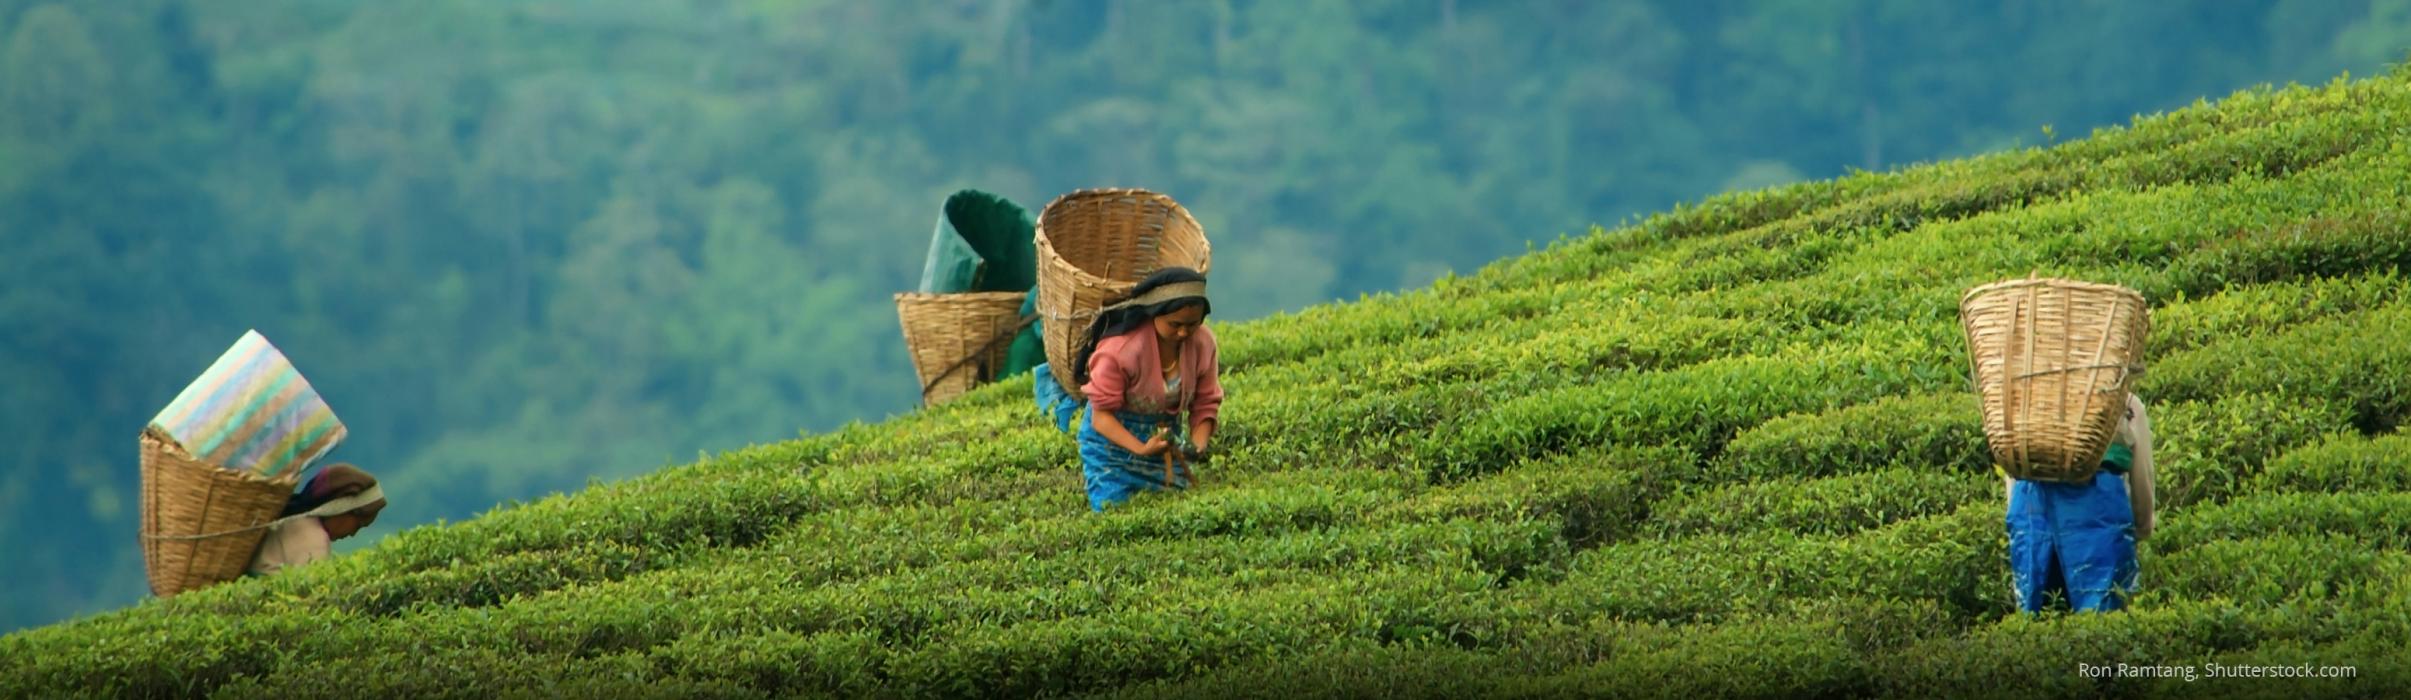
left=1072, top=266, right=1211, bottom=386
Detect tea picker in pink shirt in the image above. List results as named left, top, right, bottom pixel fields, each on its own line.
left=1066, top=267, right=1223, bottom=511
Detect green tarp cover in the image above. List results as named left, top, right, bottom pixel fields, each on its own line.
left=917, top=190, right=1039, bottom=294
left=918, top=227, right=984, bottom=295
left=915, top=189, right=1045, bottom=380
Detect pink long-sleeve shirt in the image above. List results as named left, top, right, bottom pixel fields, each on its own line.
left=1083, top=324, right=1223, bottom=425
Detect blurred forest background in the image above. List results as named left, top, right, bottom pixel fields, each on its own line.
left=3, top=0, right=2405, bottom=632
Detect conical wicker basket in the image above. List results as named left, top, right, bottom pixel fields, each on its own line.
left=1034, top=188, right=1213, bottom=396
left=139, top=426, right=299, bottom=597
left=897, top=291, right=1033, bottom=406
left=1960, top=277, right=2150, bottom=482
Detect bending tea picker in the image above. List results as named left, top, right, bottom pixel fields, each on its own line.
left=1037, top=267, right=1223, bottom=511
left=140, top=329, right=372, bottom=596
left=1961, top=277, right=2155, bottom=614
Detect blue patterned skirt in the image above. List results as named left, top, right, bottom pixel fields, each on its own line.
left=1077, top=405, right=1190, bottom=511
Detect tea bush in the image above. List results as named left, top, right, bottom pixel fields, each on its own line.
left=1650, top=467, right=1996, bottom=538
left=2146, top=392, right=2352, bottom=508
left=2151, top=491, right=2411, bottom=554
left=2250, top=430, right=2411, bottom=494
left=1714, top=391, right=1990, bottom=481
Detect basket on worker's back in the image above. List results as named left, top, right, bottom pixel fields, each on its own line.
left=1034, top=188, right=1213, bottom=395
left=140, top=427, right=301, bottom=597
left=897, top=291, right=1032, bottom=406
left=1959, top=277, right=2150, bottom=483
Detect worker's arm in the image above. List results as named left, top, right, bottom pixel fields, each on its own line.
left=2125, top=394, right=2157, bottom=540
left=1089, top=407, right=1170, bottom=456
left=1187, top=327, right=1224, bottom=452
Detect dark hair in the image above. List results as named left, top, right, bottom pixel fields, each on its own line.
left=1072, top=266, right=1211, bottom=386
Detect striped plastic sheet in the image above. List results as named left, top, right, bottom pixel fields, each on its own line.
left=149, top=330, right=347, bottom=480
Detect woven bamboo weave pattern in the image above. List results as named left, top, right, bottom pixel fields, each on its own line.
left=1033, top=188, right=1213, bottom=396
left=897, top=291, right=1030, bottom=406
left=138, top=426, right=299, bottom=597
left=1959, top=277, right=2150, bottom=482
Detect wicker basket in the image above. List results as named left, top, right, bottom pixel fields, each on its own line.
left=139, top=426, right=299, bottom=597
left=1960, top=277, right=2150, bottom=482
left=1034, top=188, right=1213, bottom=395
left=897, top=291, right=1032, bottom=406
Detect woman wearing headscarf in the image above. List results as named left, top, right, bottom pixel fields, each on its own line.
left=247, top=463, right=387, bottom=575
left=1067, top=267, right=1222, bottom=511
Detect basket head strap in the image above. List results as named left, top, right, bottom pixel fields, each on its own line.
left=296, top=484, right=384, bottom=520
left=1096, top=281, right=1208, bottom=315
left=1046, top=280, right=1208, bottom=328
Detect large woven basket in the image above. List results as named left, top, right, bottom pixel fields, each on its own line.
left=139, top=426, right=299, bottom=597
left=1034, top=188, right=1213, bottom=395
left=1960, top=277, right=2150, bottom=482
left=897, top=291, right=1032, bottom=406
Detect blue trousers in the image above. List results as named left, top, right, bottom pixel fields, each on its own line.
left=2007, top=472, right=2140, bottom=613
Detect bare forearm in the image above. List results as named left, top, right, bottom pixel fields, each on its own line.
left=2127, top=396, right=2157, bottom=539
left=1091, top=411, right=1147, bottom=453
left=2131, top=434, right=2156, bottom=538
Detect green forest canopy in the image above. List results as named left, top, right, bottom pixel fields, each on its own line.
left=1, top=0, right=2406, bottom=632
left=6, top=60, right=2410, bottom=696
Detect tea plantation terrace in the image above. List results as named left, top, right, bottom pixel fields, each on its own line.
left=5, top=68, right=2410, bottom=698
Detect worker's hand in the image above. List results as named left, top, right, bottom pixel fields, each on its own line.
left=1183, top=442, right=1214, bottom=465
left=1137, top=434, right=1173, bottom=457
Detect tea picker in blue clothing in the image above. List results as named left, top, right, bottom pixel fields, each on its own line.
left=2005, top=391, right=2157, bottom=613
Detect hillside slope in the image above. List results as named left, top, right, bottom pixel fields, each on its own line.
left=8, top=69, right=2411, bottom=697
